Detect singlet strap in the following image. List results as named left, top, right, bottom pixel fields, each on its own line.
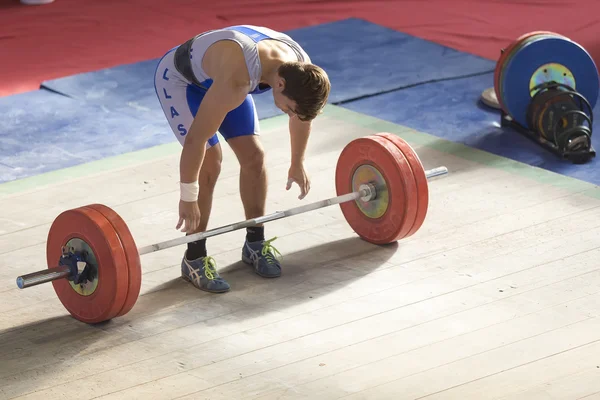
left=174, top=34, right=210, bottom=89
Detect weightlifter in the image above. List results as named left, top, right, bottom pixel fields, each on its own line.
left=153, top=25, right=331, bottom=293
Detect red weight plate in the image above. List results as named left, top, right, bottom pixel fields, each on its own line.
left=46, top=207, right=129, bottom=324
left=494, top=31, right=562, bottom=112
left=85, top=204, right=142, bottom=318
left=335, top=135, right=418, bottom=244
left=374, top=133, right=429, bottom=238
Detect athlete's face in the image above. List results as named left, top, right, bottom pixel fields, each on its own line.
left=273, top=78, right=298, bottom=118
left=274, top=93, right=297, bottom=117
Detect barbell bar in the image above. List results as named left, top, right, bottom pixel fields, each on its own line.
left=14, top=133, right=449, bottom=324
left=16, top=165, right=447, bottom=290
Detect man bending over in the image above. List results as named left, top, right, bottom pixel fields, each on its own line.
left=153, top=25, right=331, bottom=293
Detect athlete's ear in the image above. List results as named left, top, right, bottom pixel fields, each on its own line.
left=276, top=76, right=286, bottom=90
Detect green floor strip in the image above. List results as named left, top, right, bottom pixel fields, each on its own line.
left=0, top=114, right=288, bottom=197
left=324, top=105, right=600, bottom=199
left=1, top=105, right=598, bottom=199
left=0, top=142, right=180, bottom=196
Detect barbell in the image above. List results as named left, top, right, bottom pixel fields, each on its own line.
left=15, top=133, right=448, bottom=324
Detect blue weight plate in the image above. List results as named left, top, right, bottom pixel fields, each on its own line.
left=501, top=36, right=599, bottom=128
left=498, top=32, right=563, bottom=113
left=495, top=31, right=563, bottom=113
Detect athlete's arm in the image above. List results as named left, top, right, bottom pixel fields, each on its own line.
left=176, top=45, right=251, bottom=232
left=179, top=78, right=249, bottom=184
left=176, top=78, right=249, bottom=232
left=286, top=115, right=312, bottom=199
left=288, top=115, right=311, bottom=166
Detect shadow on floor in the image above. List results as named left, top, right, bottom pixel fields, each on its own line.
left=0, top=236, right=400, bottom=397
left=0, top=313, right=117, bottom=396
left=133, top=235, right=399, bottom=321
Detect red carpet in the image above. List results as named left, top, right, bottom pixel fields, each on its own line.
left=1, top=0, right=599, bottom=97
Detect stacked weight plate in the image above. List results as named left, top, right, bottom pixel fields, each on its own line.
left=492, top=31, right=599, bottom=162
left=494, top=31, right=599, bottom=128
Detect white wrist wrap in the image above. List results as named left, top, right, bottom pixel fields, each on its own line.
left=180, top=181, right=199, bottom=202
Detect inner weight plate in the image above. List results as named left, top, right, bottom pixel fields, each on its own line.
left=529, top=63, right=576, bottom=97
left=501, top=35, right=599, bottom=128
left=65, top=238, right=99, bottom=296
left=352, top=164, right=388, bottom=218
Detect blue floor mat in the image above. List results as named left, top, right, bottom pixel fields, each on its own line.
left=1, top=19, right=500, bottom=185
left=0, top=90, right=174, bottom=183
left=40, top=18, right=494, bottom=121
left=341, top=73, right=600, bottom=185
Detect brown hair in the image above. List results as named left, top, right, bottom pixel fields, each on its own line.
left=278, top=62, right=330, bottom=121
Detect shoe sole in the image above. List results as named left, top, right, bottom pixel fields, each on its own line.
left=241, top=254, right=281, bottom=278
left=181, top=275, right=230, bottom=293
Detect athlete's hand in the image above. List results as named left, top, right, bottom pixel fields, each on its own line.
left=177, top=200, right=201, bottom=233
left=286, top=162, right=310, bottom=200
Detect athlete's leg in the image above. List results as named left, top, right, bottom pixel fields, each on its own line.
left=219, top=95, right=282, bottom=278
left=228, top=135, right=267, bottom=222
left=185, top=142, right=222, bottom=261
left=183, top=85, right=223, bottom=240
left=196, top=143, right=222, bottom=233
left=153, top=49, right=229, bottom=293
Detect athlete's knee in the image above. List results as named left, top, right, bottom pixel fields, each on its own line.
left=238, top=144, right=265, bottom=173
left=199, top=148, right=222, bottom=189
left=200, top=163, right=221, bottom=189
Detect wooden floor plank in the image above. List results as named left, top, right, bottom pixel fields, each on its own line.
left=2, top=109, right=600, bottom=400
left=5, top=222, right=598, bottom=399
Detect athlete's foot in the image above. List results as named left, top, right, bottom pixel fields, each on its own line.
left=181, top=252, right=230, bottom=293
left=241, top=237, right=282, bottom=278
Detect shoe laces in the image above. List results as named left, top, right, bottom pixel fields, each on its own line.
left=261, top=237, right=282, bottom=264
left=202, top=256, right=218, bottom=280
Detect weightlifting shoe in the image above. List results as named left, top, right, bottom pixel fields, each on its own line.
left=242, top=237, right=282, bottom=278
left=181, top=252, right=230, bottom=293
